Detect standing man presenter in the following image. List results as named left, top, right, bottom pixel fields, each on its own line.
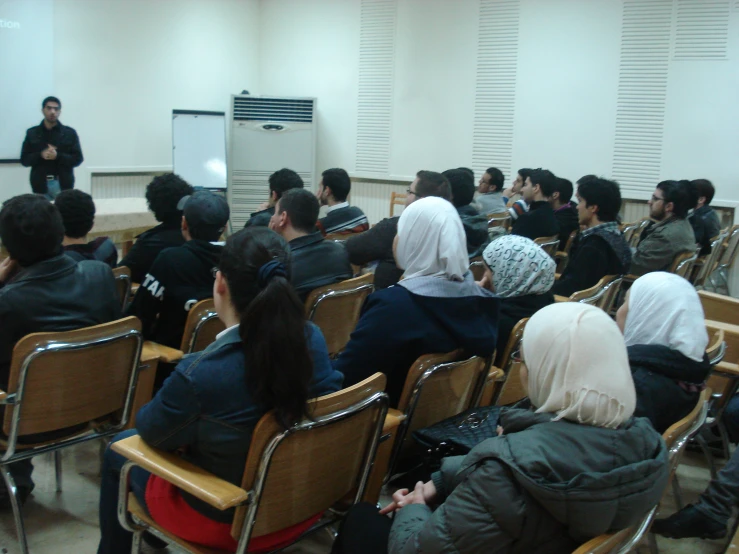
left=20, top=97, right=83, bottom=200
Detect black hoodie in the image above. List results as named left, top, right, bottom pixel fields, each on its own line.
left=128, top=239, right=223, bottom=349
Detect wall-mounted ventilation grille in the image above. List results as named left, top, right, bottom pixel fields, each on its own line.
left=612, top=0, right=672, bottom=195
left=230, top=170, right=313, bottom=227
left=355, top=0, right=397, bottom=176
left=472, top=0, right=520, bottom=182
left=232, top=97, right=314, bottom=122
left=675, top=0, right=730, bottom=60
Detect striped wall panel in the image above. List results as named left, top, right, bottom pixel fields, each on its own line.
left=350, top=178, right=409, bottom=224
left=91, top=173, right=157, bottom=199
left=674, top=0, right=730, bottom=60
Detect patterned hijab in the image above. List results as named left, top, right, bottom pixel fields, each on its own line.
left=481, top=235, right=556, bottom=298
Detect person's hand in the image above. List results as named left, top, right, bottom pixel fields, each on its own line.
left=496, top=425, right=504, bottom=436
left=476, top=272, right=492, bottom=291
left=46, top=144, right=57, bottom=160
left=0, top=258, right=19, bottom=284
left=379, top=481, right=436, bottom=514
left=410, top=481, right=428, bottom=506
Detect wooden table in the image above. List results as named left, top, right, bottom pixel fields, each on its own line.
left=87, top=198, right=157, bottom=256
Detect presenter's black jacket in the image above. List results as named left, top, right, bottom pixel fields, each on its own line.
left=118, top=222, right=186, bottom=284
left=20, top=121, right=83, bottom=194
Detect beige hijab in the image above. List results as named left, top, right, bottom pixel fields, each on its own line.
left=523, top=302, right=636, bottom=429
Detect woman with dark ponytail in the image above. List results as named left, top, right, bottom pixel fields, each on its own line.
left=98, top=227, right=343, bottom=554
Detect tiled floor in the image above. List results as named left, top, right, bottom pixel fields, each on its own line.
left=0, top=442, right=732, bottom=553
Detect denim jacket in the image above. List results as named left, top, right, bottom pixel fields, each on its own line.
left=135, top=322, right=343, bottom=522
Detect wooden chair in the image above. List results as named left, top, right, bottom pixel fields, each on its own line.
left=112, top=266, right=132, bottom=310
left=700, top=291, right=739, bottom=327
left=0, top=317, right=143, bottom=554
left=710, top=224, right=739, bottom=292
left=115, top=373, right=390, bottom=554
left=304, top=274, right=374, bottom=357
left=629, top=218, right=651, bottom=249
left=179, top=298, right=225, bottom=354
left=619, top=221, right=638, bottom=245
left=469, top=256, right=486, bottom=281
left=568, top=275, right=623, bottom=314
left=487, top=211, right=512, bottom=231
left=693, top=232, right=728, bottom=288
left=534, top=235, right=560, bottom=258
left=390, top=191, right=407, bottom=217
left=480, top=318, right=528, bottom=407
left=668, top=250, right=699, bottom=279
left=555, top=230, right=579, bottom=273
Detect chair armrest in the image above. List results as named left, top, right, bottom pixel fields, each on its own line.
left=142, top=341, right=185, bottom=364
left=555, top=251, right=568, bottom=261
left=112, top=435, right=248, bottom=511
left=0, top=389, right=6, bottom=404
left=714, top=361, right=739, bottom=378
left=131, top=283, right=140, bottom=295
left=383, top=409, right=405, bottom=433
left=622, top=274, right=638, bottom=284
left=487, top=366, right=505, bottom=382
left=554, top=295, right=570, bottom=303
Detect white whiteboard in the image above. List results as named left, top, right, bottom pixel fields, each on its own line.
left=172, top=111, right=227, bottom=189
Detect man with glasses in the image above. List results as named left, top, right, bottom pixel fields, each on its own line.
left=630, top=180, right=697, bottom=276
left=20, top=97, right=83, bottom=199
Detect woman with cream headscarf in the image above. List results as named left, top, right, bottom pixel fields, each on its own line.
left=617, top=271, right=710, bottom=433
left=480, top=235, right=556, bottom=360
left=331, top=303, right=668, bottom=554
left=334, top=196, right=500, bottom=407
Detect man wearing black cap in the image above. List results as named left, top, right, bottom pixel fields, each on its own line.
left=128, top=191, right=229, bottom=350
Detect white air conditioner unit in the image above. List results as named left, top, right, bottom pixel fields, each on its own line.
left=227, top=95, right=317, bottom=228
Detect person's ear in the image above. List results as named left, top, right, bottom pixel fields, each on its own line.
left=215, top=271, right=228, bottom=296
left=665, top=201, right=675, bottom=214
left=181, top=215, right=188, bottom=232
left=551, top=191, right=560, bottom=201
left=271, top=190, right=278, bottom=203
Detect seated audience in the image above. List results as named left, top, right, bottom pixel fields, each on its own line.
left=332, top=303, right=668, bottom=554
left=552, top=176, right=631, bottom=297
left=335, top=196, right=499, bottom=407
left=616, top=272, right=710, bottom=433
left=0, top=194, right=120, bottom=507
left=55, top=189, right=118, bottom=267
left=269, top=188, right=353, bottom=302
left=550, top=176, right=579, bottom=250
left=479, top=235, right=555, bottom=357
left=630, top=180, right=696, bottom=275
left=128, top=191, right=229, bottom=349
left=244, top=167, right=304, bottom=228
left=316, top=167, right=369, bottom=235
left=510, top=168, right=560, bottom=240
left=118, top=173, right=193, bottom=283
left=689, top=179, right=721, bottom=256
left=97, top=227, right=343, bottom=554
left=345, top=170, right=452, bottom=289
left=501, top=167, right=532, bottom=209
left=474, top=167, right=507, bottom=215
left=442, top=168, right=489, bottom=257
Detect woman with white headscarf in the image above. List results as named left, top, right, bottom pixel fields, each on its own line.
left=480, top=235, right=556, bottom=359
left=617, top=271, right=710, bottom=433
left=331, top=303, right=668, bottom=554
left=334, top=196, right=500, bottom=407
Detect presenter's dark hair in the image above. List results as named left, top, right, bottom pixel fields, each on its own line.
left=442, top=168, right=475, bottom=207
left=145, top=173, right=194, bottom=225
left=415, top=170, right=452, bottom=201
left=269, top=168, right=304, bottom=200
left=657, top=180, right=691, bottom=219
left=277, top=188, right=319, bottom=234
left=55, top=189, right=96, bottom=238
left=0, top=194, right=64, bottom=266
left=218, top=227, right=312, bottom=428
left=321, top=168, right=351, bottom=202
left=692, top=179, right=715, bottom=205
left=42, top=96, right=61, bottom=109
left=486, top=167, right=505, bottom=192
left=577, top=176, right=622, bottom=222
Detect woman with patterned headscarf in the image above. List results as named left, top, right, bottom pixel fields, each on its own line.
left=480, top=235, right=556, bottom=360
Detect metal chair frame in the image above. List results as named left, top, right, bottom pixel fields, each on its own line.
left=570, top=276, right=623, bottom=313
left=185, top=307, right=220, bottom=355
left=112, top=267, right=132, bottom=311
left=306, top=284, right=375, bottom=322
left=693, top=232, right=728, bottom=289
left=709, top=225, right=739, bottom=292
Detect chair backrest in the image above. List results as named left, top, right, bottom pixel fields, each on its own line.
left=571, top=506, right=658, bottom=554
left=619, top=222, right=638, bottom=245
left=534, top=235, right=559, bottom=258
left=562, top=230, right=578, bottom=255
left=325, top=232, right=359, bottom=242
left=112, top=266, right=132, bottom=310
left=179, top=298, right=226, bottom=354
left=699, top=291, right=739, bottom=326
left=390, top=191, right=407, bottom=217
left=693, top=233, right=728, bottom=288
left=663, top=388, right=710, bottom=453
left=2, top=317, right=143, bottom=444
left=668, top=250, right=698, bottom=278
left=717, top=224, right=739, bottom=271
left=487, top=211, right=512, bottom=231
left=232, top=373, right=388, bottom=542
left=569, top=275, right=623, bottom=313
left=493, top=318, right=528, bottom=406
left=469, top=256, right=485, bottom=281
left=629, top=218, right=651, bottom=249
left=304, top=274, right=374, bottom=357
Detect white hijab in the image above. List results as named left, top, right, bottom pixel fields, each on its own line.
left=524, top=302, right=636, bottom=429
left=396, top=196, right=468, bottom=282
left=623, top=272, right=708, bottom=362
left=482, top=235, right=555, bottom=298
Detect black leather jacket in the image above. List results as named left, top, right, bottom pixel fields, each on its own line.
left=20, top=121, right=83, bottom=194
left=289, top=232, right=353, bottom=302
left=0, top=254, right=121, bottom=389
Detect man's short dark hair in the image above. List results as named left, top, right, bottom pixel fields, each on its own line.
left=277, top=188, right=319, bottom=234
left=485, top=167, right=505, bottom=192
left=529, top=169, right=557, bottom=197
left=321, top=168, right=351, bottom=202
left=680, top=179, right=699, bottom=210
left=415, top=170, right=452, bottom=201
left=577, top=176, right=622, bottom=222
left=269, top=168, right=304, bottom=200
left=55, top=189, right=96, bottom=238
left=42, top=96, right=61, bottom=109
left=442, top=169, right=475, bottom=208
left=692, top=179, right=715, bottom=205
left=0, top=195, right=64, bottom=267
left=518, top=168, right=533, bottom=183
left=657, top=180, right=691, bottom=219
left=554, top=177, right=574, bottom=204
left=146, top=173, right=194, bottom=225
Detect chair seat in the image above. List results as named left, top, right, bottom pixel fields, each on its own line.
left=128, top=493, right=227, bottom=554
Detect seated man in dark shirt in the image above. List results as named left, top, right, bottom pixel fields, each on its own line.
left=269, top=188, right=352, bottom=302
left=442, top=168, right=489, bottom=257
left=344, top=170, right=452, bottom=289
left=511, top=168, right=560, bottom=241
left=244, top=168, right=304, bottom=228
left=118, top=173, right=193, bottom=283
left=316, top=167, right=369, bottom=235
left=0, top=194, right=121, bottom=505
left=552, top=176, right=631, bottom=297
left=550, top=176, right=580, bottom=250
left=55, top=189, right=117, bottom=267
left=128, top=191, right=229, bottom=349
left=689, top=179, right=722, bottom=256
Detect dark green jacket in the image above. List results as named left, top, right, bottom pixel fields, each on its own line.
left=389, top=409, right=668, bottom=554
left=631, top=216, right=696, bottom=276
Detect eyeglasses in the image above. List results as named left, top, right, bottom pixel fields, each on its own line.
left=406, top=187, right=417, bottom=196
left=211, top=267, right=219, bottom=278
left=650, top=195, right=664, bottom=203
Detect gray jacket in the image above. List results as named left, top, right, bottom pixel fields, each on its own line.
left=630, top=216, right=696, bottom=276
left=475, top=192, right=507, bottom=215
left=389, top=409, right=669, bottom=554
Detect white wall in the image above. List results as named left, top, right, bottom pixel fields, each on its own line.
left=0, top=0, right=259, bottom=202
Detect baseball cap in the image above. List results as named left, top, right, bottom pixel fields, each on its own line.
left=177, top=191, right=230, bottom=232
